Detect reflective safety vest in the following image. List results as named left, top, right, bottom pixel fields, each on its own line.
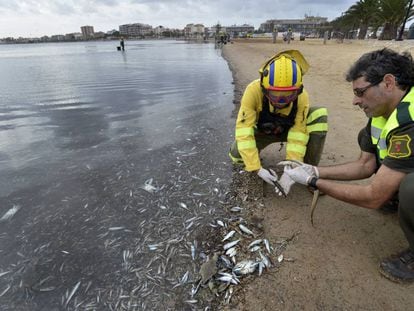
left=371, top=88, right=414, bottom=161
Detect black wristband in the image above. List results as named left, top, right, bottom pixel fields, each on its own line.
left=308, top=177, right=318, bottom=190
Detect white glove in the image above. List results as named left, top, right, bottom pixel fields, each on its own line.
left=257, top=167, right=278, bottom=186
left=278, top=160, right=319, bottom=178
left=276, top=166, right=295, bottom=196
left=284, top=165, right=313, bottom=185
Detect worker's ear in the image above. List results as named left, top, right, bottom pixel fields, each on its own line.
left=383, top=73, right=397, bottom=90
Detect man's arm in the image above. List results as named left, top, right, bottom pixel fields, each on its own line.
left=318, top=151, right=377, bottom=181
left=316, top=163, right=406, bottom=209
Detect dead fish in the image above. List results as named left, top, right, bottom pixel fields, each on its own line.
left=108, top=226, right=125, bottom=231
left=179, top=202, right=189, bottom=210
left=310, top=189, right=320, bottom=226
left=263, top=239, right=271, bottom=253
left=249, top=246, right=261, bottom=252
left=225, top=247, right=237, bottom=257
left=65, top=281, right=81, bottom=307
left=277, top=254, right=284, bottom=263
left=222, top=230, right=236, bottom=242
left=259, top=251, right=272, bottom=268
left=219, top=255, right=233, bottom=269
left=141, top=179, right=157, bottom=193
left=233, top=260, right=257, bottom=275
left=217, top=272, right=239, bottom=285
left=239, top=224, right=254, bottom=236
left=0, top=205, right=21, bottom=222
left=248, top=239, right=262, bottom=248
left=216, top=220, right=225, bottom=227
left=223, top=240, right=240, bottom=251
left=230, top=206, right=242, bottom=212
left=180, top=271, right=189, bottom=285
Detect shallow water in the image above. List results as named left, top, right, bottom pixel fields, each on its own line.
left=0, top=40, right=236, bottom=310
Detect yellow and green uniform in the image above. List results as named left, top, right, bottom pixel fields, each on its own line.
left=229, top=79, right=328, bottom=171
left=358, top=87, right=414, bottom=251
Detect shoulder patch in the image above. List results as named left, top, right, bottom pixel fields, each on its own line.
left=388, top=134, right=412, bottom=158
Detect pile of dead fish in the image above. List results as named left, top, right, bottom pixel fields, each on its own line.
left=190, top=207, right=284, bottom=305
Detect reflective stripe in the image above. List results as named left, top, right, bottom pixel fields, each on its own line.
left=269, top=61, right=275, bottom=86
left=292, top=60, right=297, bottom=85
left=307, top=108, right=328, bottom=124
left=307, top=123, right=328, bottom=133
left=237, top=140, right=256, bottom=150
left=371, top=125, right=382, bottom=140
left=288, top=131, right=309, bottom=143
left=286, top=143, right=306, bottom=155
left=378, top=138, right=387, bottom=150
left=235, top=127, right=254, bottom=137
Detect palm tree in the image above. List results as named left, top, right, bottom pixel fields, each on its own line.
left=346, top=0, right=379, bottom=39
left=377, top=0, right=413, bottom=39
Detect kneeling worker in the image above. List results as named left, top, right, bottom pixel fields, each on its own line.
left=281, top=48, right=414, bottom=283
left=229, top=50, right=328, bottom=195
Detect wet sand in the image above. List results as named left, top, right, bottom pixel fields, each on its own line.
left=222, top=38, right=414, bottom=310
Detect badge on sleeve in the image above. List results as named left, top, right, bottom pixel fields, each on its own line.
left=388, top=134, right=412, bottom=158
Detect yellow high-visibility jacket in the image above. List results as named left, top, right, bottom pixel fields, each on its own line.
left=235, top=79, right=310, bottom=171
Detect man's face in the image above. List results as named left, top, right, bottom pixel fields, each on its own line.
left=352, top=76, right=386, bottom=118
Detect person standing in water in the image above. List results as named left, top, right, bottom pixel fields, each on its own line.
left=120, top=37, right=125, bottom=51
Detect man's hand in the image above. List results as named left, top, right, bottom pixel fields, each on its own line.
left=278, top=160, right=319, bottom=178
left=284, top=165, right=313, bottom=185
left=257, top=167, right=278, bottom=186
left=277, top=166, right=295, bottom=196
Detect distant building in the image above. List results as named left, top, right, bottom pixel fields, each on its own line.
left=260, top=15, right=328, bottom=36
left=81, top=26, right=95, bottom=39
left=65, top=32, right=82, bottom=41
left=50, top=35, right=65, bottom=42
left=225, top=24, right=254, bottom=38
left=119, top=23, right=152, bottom=37
left=184, top=23, right=205, bottom=39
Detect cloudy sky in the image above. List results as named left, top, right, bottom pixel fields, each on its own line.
left=1, top=0, right=358, bottom=38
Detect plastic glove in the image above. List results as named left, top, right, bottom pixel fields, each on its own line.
left=278, top=160, right=319, bottom=178
left=257, top=167, right=278, bottom=186
left=276, top=166, right=295, bottom=196
left=284, top=165, right=313, bottom=185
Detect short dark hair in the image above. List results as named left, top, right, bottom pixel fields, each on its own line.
left=346, top=48, right=414, bottom=90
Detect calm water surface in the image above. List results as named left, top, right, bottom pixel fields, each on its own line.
left=0, top=40, right=235, bottom=310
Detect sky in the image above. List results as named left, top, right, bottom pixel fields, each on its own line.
left=0, top=0, right=358, bottom=38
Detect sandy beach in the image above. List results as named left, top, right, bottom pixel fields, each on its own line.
left=222, top=38, right=414, bottom=310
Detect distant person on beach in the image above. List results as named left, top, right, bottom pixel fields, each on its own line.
left=286, top=28, right=292, bottom=44
left=280, top=48, right=414, bottom=283
left=120, top=37, right=125, bottom=51
left=229, top=50, right=328, bottom=195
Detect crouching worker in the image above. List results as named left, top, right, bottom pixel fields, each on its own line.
left=280, top=48, right=414, bottom=283
left=229, top=50, right=328, bottom=195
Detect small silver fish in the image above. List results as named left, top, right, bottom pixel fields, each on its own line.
left=239, top=224, right=254, bottom=236
left=223, top=239, right=240, bottom=250
left=248, top=239, right=262, bottom=248
left=217, top=220, right=225, bottom=227
left=263, top=239, right=271, bottom=253
left=233, top=260, right=258, bottom=275
left=222, top=230, right=236, bottom=242
left=0, top=205, right=21, bottom=222
left=225, top=247, right=237, bottom=257
left=249, top=245, right=261, bottom=252
left=230, top=206, right=242, bottom=212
